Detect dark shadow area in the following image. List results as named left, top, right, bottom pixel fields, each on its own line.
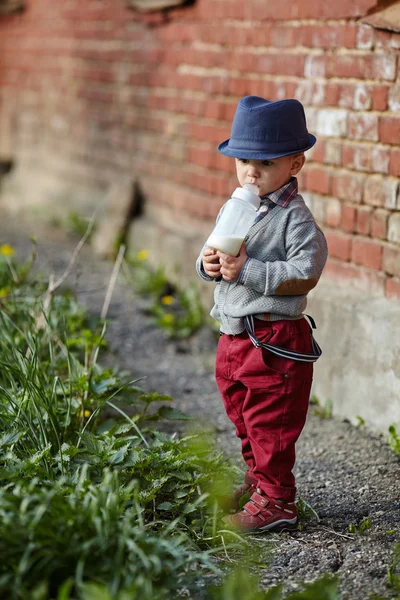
left=130, top=179, right=146, bottom=219
left=0, top=159, right=13, bottom=176
left=366, top=0, right=400, bottom=15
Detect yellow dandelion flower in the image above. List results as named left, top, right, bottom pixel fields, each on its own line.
left=161, top=295, right=175, bottom=305
left=80, top=409, right=91, bottom=418
left=137, top=249, right=149, bottom=261
left=162, top=313, right=174, bottom=324
left=0, top=244, right=14, bottom=257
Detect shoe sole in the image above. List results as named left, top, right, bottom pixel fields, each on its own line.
left=232, top=517, right=298, bottom=535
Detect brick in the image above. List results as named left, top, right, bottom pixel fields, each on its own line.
left=325, top=141, right=342, bottom=165
left=371, top=54, right=397, bottom=82
left=304, top=55, right=326, bottom=78
left=325, top=83, right=340, bottom=106
left=325, top=197, right=342, bottom=227
left=294, top=79, right=326, bottom=106
left=341, top=144, right=355, bottom=169
left=302, top=24, right=343, bottom=49
left=386, top=277, right=400, bottom=301
left=294, top=83, right=312, bottom=110
left=369, top=145, right=389, bottom=174
left=379, top=116, right=400, bottom=145
left=341, top=205, right=357, bottom=233
left=353, top=84, right=372, bottom=111
left=258, top=53, right=305, bottom=77
left=332, top=170, right=365, bottom=203
left=390, top=33, right=400, bottom=50
left=306, top=166, right=331, bottom=195
left=316, top=108, right=348, bottom=137
left=356, top=24, right=374, bottom=49
left=311, top=81, right=327, bottom=105
left=316, top=0, right=374, bottom=19
left=345, top=142, right=374, bottom=171
left=383, top=245, right=400, bottom=277
left=270, top=25, right=296, bottom=48
left=188, top=147, right=213, bottom=169
left=364, top=175, right=399, bottom=208
left=329, top=54, right=367, bottom=79
left=308, top=140, right=325, bottom=163
left=375, top=29, right=392, bottom=49
left=353, top=145, right=371, bottom=171
left=388, top=213, right=400, bottom=244
left=349, top=113, right=379, bottom=142
left=371, top=85, right=389, bottom=111
left=388, top=85, right=400, bottom=112
left=324, top=259, right=385, bottom=296
left=355, top=206, right=372, bottom=236
left=344, top=23, right=358, bottom=48
left=389, top=148, right=400, bottom=177
left=305, top=192, right=326, bottom=223
left=186, top=122, right=228, bottom=145
left=371, top=209, right=390, bottom=240
left=352, top=237, right=383, bottom=270
left=339, top=84, right=355, bottom=109
left=304, top=107, right=318, bottom=131
left=325, top=230, right=352, bottom=261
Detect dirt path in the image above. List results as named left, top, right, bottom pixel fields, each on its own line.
left=3, top=220, right=400, bottom=599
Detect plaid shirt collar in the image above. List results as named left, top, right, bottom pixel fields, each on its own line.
left=259, top=177, right=298, bottom=208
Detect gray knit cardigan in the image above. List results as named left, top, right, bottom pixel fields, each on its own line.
left=196, top=194, right=328, bottom=335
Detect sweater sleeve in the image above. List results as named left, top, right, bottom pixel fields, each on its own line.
left=241, top=221, right=328, bottom=296
left=196, top=248, right=215, bottom=282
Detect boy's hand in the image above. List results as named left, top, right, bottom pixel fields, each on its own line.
left=202, top=247, right=222, bottom=278
left=217, top=243, right=247, bottom=282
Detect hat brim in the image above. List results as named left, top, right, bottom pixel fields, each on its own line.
left=217, top=133, right=317, bottom=160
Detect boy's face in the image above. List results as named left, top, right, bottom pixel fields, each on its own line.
left=235, top=154, right=305, bottom=196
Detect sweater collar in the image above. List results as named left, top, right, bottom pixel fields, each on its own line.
left=260, top=177, right=298, bottom=208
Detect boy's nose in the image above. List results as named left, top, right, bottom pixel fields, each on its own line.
left=247, top=164, right=260, bottom=178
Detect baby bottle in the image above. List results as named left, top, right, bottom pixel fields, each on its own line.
left=206, top=183, right=260, bottom=256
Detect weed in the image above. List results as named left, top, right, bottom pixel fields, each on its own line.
left=53, top=212, right=96, bottom=240
left=348, top=516, right=372, bottom=535
left=124, top=249, right=204, bottom=339
left=311, top=396, right=333, bottom=419
left=388, top=543, right=400, bottom=592
left=388, top=424, right=400, bottom=454
left=356, top=416, right=366, bottom=428
left=296, top=497, right=320, bottom=531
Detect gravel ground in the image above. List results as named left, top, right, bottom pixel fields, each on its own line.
left=3, top=219, right=400, bottom=600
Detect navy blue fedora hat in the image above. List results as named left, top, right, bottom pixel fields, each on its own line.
left=218, top=96, right=316, bottom=160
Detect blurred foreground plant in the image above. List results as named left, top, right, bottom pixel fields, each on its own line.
left=0, top=243, right=245, bottom=599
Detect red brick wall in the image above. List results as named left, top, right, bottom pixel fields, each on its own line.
left=0, top=0, right=400, bottom=299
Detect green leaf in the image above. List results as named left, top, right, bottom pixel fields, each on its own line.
left=155, top=405, right=192, bottom=421
left=139, top=392, right=173, bottom=405
left=0, top=430, right=26, bottom=447
left=157, top=502, right=173, bottom=511
left=107, top=444, right=130, bottom=465
left=90, top=376, right=117, bottom=395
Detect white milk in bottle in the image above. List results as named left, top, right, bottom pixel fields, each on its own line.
left=205, top=184, right=260, bottom=256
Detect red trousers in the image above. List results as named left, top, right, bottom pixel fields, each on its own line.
left=215, top=318, right=313, bottom=502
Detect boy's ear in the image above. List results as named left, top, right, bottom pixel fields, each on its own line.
left=290, top=153, right=305, bottom=175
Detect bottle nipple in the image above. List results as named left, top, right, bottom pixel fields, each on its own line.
left=243, top=183, right=260, bottom=196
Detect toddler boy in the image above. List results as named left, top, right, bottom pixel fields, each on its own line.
left=196, top=96, right=328, bottom=533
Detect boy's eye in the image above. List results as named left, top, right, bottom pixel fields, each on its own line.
left=262, top=160, right=273, bottom=166
left=239, top=158, right=249, bottom=163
